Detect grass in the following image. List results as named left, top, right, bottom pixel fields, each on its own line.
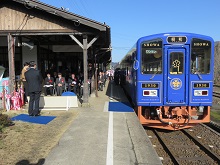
left=0, top=112, right=14, bottom=133
left=0, top=110, right=79, bottom=164
left=211, top=111, right=220, bottom=122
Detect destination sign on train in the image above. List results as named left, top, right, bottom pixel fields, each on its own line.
left=193, top=83, right=210, bottom=88
left=192, top=41, right=211, bottom=48
left=142, top=41, right=162, bottom=48
left=167, top=36, right=187, bottom=43
left=142, top=83, right=159, bottom=88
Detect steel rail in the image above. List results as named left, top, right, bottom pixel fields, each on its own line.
left=181, top=129, right=220, bottom=164
left=153, top=129, right=180, bottom=165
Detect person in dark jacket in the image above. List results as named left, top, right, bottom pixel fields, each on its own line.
left=44, top=73, right=54, bottom=96
left=55, top=73, right=66, bottom=96
left=68, top=73, right=78, bottom=94
left=25, top=61, right=43, bottom=116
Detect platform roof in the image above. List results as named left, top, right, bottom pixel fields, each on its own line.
left=0, top=0, right=111, bottom=63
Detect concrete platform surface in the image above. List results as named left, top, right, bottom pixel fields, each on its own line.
left=44, top=80, right=162, bottom=165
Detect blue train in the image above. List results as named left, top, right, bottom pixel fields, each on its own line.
left=117, top=32, right=214, bottom=130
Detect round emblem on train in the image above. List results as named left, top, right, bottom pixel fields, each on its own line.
left=170, top=78, right=182, bottom=90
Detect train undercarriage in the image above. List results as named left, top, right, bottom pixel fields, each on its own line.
left=135, top=106, right=210, bottom=130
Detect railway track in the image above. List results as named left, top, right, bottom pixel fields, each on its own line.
left=205, top=121, right=220, bottom=133
left=213, top=91, right=220, bottom=98
left=212, top=84, right=220, bottom=97
left=213, top=84, right=220, bottom=88
left=146, top=124, right=220, bottom=164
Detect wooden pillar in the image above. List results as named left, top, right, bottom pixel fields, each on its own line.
left=89, top=50, right=96, bottom=97
left=69, top=34, right=99, bottom=106
left=82, top=35, right=89, bottom=105
left=7, top=33, right=15, bottom=94
left=95, top=67, right=98, bottom=97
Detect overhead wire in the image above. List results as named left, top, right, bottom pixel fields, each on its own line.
left=71, top=0, right=86, bottom=16
left=112, top=32, right=137, bottom=40
left=111, top=32, right=136, bottom=52
left=63, top=0, right=91, bottom=18
left=79, top=0, right=91, bottom=17
left=112, top=46, right=130, bottom=50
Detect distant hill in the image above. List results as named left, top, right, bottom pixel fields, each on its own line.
left=215, top=41, right=220, bottom=46
left=111, top=62, right=119, bottom=69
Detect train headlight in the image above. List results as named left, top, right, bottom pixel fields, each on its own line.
left=194, top=90, right=208, bottom=96
left=143, top=90, right=157, bottom=96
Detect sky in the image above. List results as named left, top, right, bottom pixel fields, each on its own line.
left=39, top=0, right=220, bottom=62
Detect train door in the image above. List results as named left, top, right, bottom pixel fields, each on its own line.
left=165, top=48, right=187, bottom=104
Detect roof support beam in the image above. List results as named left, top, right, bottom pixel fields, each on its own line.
left=87, top=35, right=99, bottom=49
left=69, top=34, right=83, bottom=49
left=69, top=34, right=99, bottom=49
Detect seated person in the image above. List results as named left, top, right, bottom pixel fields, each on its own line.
left=78, top=73, right=84, bottom=97
left=98, top=71, right=104, bottom=91
left=44, top=73, right=54, bottom=96
left=55, top=73, right=66, bottom=96
left=68, top=73, right=78, bottom=94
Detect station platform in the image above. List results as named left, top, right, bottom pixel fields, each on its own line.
left=44, top=80, right=162, bottom=165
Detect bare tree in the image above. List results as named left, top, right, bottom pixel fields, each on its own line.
left=214, top=42, right=220, bottom=84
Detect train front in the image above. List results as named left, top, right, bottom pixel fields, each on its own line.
left=135, top=33, right=214, bottom=130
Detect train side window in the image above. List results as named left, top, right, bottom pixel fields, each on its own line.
left=169, top=52, right=184, bottom=74
left=191, top=38, right=211, bottom=74
left=141, top=39, right=162, bottom=74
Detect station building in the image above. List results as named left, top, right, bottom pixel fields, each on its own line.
left=0, top=0, right=111, bottom=103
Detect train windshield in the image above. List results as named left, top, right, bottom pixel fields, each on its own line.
left=191, top=38, right=211, bottom=74
left=169, top=52, right=184, bottom=74
left=141, top=39, right=162, bottom=74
